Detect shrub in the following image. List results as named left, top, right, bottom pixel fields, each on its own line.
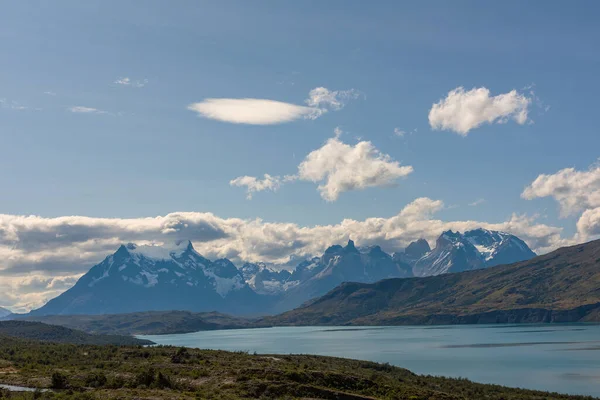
left=85, top=371, right=107, bottom=388
left=51, top=371, right=69, bottom=389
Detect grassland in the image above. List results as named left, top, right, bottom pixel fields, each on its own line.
left=0, top=334, right=596, bottom=400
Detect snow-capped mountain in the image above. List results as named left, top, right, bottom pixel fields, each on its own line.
left=412, top=229, right=536, bottom=277
left=463, top=228, right=536, bottom=267
left=240, top=262, right=298, bottom=295
left=29, top=241, right=266, bottom=316
left=29, top=229, right=536, bottom=317
left=275, top=240, right=413, bottom=312
left=413, top=231, right=485, bottom=276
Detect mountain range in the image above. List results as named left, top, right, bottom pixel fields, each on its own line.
left=29, top=241, right=267, bottom=316
left=0, top=307, right=11, bottom=319
left=28, top=229, right=536, bottom=316
left=264, top=238, right=600, bottom=326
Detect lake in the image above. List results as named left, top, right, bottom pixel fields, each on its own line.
left=139, top=324, right=600, bottom=397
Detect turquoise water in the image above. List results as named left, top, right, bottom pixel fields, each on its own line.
left=139, top=324, right=600, bottom=397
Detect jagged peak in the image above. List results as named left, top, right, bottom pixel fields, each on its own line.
left=324, top=244, right=344, bottom=254
left=344, top=239, right=359, bottom=253
left=366, top=245, right=387, bottom=256
left=440, top=230, right=461, bottom=238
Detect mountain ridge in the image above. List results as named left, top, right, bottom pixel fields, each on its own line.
left=28, top=229, right=536, bottom=317
left=29, top=240, right=267, bottom=316
left=262, top=238, right=600, bottom=326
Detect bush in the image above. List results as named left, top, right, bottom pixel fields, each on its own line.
left=85, top=371, right=107, bottom=388
left=108, top=375, right=126, bottom=389
left=155, top=371, right=174, bottom=389
left=135, top=368, right=155, bottom=388
left=51, top=371, right=69, bottom=389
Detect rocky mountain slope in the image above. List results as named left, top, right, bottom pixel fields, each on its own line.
left=239, top=262, right=297, bottom=295
left=29, top=241, right=267, bottom=316
left=410, top=229, right=536, bottom=277
left=264, top=238, right=600, bottom=326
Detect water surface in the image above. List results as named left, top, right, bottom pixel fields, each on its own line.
left=140, top=324, right=600, bottom=397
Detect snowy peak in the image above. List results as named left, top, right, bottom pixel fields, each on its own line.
left=413, top=231, right=483, bottom=277
left=240, top=262, right=296, bottom=296
left=30, top=240, right=263, bottom=317
left=463, top=229, right=536, bottom=266
left=412, top=229, right=536, bottom=277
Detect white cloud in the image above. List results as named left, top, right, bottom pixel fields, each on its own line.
left=297, top=132, right=414, bottom=201
left=187, top=98, right=320, bottom=125
left=68, top=106, right=108, bottom=114
left=0, top=198, right=571, bottom=310
left=230, top=174, right=283, bottom=199
left=114, top=77, right=148, bottom=88
left=428, top=86, right=532, bottom=135
left=231, top=129, right=413, bottom=201
left=394, top=127, right=417, bottom=137
left=305, top=87, right=361, bottom=110
left=469, top=198, right=486, bottom=206
left=187, top=87, right=360, bottom=125
left=522, top=166, right=600, bottom=217
left=576, top=207, right=600, bottom=239
left=522, top=164, right=600, bottom=241
left=43, top=91, right=57, bottom=96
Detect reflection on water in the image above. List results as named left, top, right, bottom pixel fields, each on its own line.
left=139, top=323, right=600, bottom=397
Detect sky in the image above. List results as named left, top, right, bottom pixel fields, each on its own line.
left=2, top=1, right=600, bottom=311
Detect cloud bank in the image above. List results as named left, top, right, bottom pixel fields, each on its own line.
left=429, top=87, right=532, bottom=135
left=187, top=87, right=360, bottom=125
left=0, top=198, right=571, bottom=311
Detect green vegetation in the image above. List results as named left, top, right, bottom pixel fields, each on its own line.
left=0, top=321, right=152, bottom=346
left=0, top=335, right=596, bottom=399
left=264, top=240, right=600, bottom=326
left=21, top=311, right=250, bottom=336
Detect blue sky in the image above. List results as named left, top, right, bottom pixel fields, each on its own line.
left=2, top=1, right=600, bottom=310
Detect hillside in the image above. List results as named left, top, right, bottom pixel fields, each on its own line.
left=0, top=335, right=592, bottom=399
left=0, top=321, right=153, bottom=346
left=265, top=239, right=600, bottom=326
left=22, top=311, right=250, bottom=336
